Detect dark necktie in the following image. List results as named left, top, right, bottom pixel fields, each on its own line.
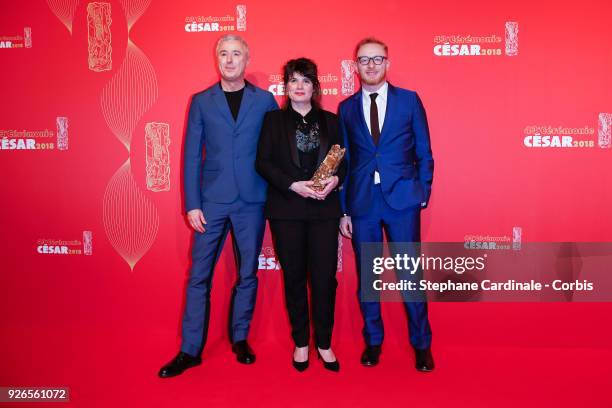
left=369, top=93, right=380, bottom=145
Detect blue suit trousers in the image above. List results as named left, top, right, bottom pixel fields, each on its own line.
left=180, top=198, right=265, bottom=356
left=351, top=185, right=432, bottom=350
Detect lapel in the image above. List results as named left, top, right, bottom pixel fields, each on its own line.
left=235, top=81, right=255, bottom=128
left=353, top=90, right=376, bottom=149
left=211, top=82, right=234, bottom=127
left=283, top=109, right=300, bottom=167
left=378, top=82, right=396, bottom=144
left=316, top=110, right=329, bottom=166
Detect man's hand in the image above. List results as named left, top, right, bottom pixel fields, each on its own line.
left=339, top=215, right=352, bottom=239
left=314, top=176, right=339, bottom=200
left=290, top=180, right=319, bottom=199
left=187, top=209, right=206, bottom=233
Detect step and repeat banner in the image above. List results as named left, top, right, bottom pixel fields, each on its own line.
left=2, top=0, right=611, bottom=350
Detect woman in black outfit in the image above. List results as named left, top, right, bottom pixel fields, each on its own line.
left=256, top=58, right=345, bottom=372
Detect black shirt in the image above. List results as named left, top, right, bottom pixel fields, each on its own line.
left=222, top=85, right=245, bottom=121
left=288, top=105, right=321, bottom=179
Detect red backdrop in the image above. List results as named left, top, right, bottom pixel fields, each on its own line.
left=1, top=0, right=611, bottom=407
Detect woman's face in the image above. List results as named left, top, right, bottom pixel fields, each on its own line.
left=286, top=72, right=314, bottom=104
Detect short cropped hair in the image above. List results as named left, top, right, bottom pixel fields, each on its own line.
left=354, top=37, right=389, bottom=58
left=216, top=34, right=250, bottom=58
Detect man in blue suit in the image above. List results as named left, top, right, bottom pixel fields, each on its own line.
left=159, top=35, right=278, bottom=378
left=339, top=38, right=435, bottom=372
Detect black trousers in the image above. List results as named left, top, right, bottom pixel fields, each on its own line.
left=269, top=218, right=339, bottom=349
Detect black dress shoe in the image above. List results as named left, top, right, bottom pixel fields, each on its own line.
left=158, top=352, right=202, bottom=378
left=414, top=348, right=434, bottom=372
left=232, top=340, right=256, bottom=364
left=360, top=345, right=381, bottom=367
left=317, top=349, right=339, bottom=372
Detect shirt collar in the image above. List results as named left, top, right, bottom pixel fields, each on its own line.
left=287, top=104, right=319, bottom=124
left=362, top=81, right=388, bottom=101
left=218, top=80, right=249, bottom=93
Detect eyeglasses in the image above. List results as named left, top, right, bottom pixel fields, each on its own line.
left=356, top=56, right=387, bottom=65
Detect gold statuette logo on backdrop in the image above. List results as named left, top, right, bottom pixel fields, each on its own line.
left=87, top=2, right=112, bottom=72
left=145, top=122, right=171, bottom=192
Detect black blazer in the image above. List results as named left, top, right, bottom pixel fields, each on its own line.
left=256, top=108, right=346, bottom=220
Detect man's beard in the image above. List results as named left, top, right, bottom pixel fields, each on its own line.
left=360, top=72, right=385, bottom=86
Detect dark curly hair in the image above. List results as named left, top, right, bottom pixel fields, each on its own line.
left=282, top=57, right=321, bottom=108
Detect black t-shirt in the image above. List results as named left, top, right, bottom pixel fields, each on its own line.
left=222, top=85, right=245, bottom=121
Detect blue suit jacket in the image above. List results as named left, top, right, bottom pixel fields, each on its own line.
left=183, top=82, right=279, bottom=211
left=339, top=83, right=434, bottom=216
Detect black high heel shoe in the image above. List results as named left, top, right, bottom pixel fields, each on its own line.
left=292, top=348, right=309, bottom=372
left=317, top=349, right=340, bottom=372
